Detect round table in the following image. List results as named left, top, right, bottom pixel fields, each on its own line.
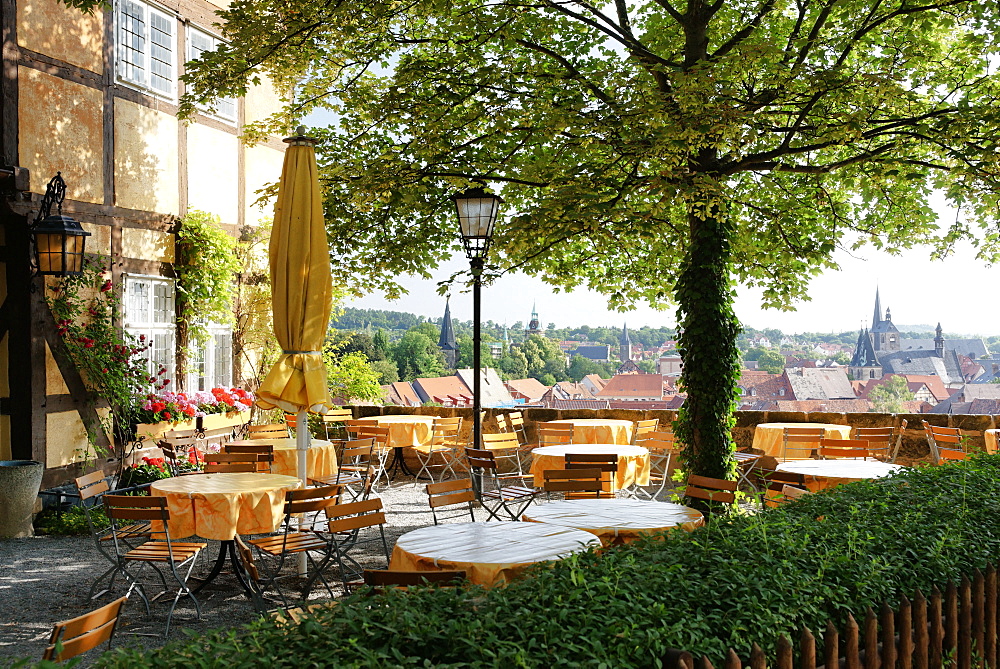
left=752, top=423, right=852, bottom=458
left=550, top=419, right=635, bottom=446
left=529, top=444, right=650, bottom=488
left=363, top=415, right=436, bottom=478
left=522, top=499, right=704, bottom=545
left=389, top=522, right=601, bottom=586
left=225, top=438, right=338, bottom=479
left=776, top=460, right=905, bottom=491
left=150, top=472, right=300, bottom=541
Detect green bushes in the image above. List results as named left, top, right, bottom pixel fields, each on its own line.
left=94, top=456, right=1000, bottom=668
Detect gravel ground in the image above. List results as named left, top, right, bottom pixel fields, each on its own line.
left=0, top=473, right=475, bottom=666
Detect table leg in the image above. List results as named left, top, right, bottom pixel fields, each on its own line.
left=385, top=446, right=418, bottom=479
left=192, top=539, right=260, bottom=602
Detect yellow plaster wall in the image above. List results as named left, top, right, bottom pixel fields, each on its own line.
left=187, top=124, right=239, bottom=224
left=46, top=410, right=91, bottom=467
left=18, top=68, right=104, bottom=204
left=122, top=228, right=175, bottom=262
left=18, top=0, right=103, bottom=74
left=114, top=101, right=180, bottom=215
left=81, top=221, right=112, bottom=256
left=244, top=145, right=284, bottom=226
left=244, top=77, right=284, bottom=127
left=45, top=342, right=70, bottom=395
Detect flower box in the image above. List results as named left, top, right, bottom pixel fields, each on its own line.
left=132, top=410, right=251, bottom=450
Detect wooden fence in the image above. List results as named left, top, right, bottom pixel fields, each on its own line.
left=663, top=567, right=997, bottom=669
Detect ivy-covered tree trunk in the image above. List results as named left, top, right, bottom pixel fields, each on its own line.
left=674, top=181, right=741, bottom=480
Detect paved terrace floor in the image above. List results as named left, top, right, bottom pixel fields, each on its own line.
left=0, top=474, right=682, bottom=666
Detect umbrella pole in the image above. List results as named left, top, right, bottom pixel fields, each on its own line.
left=297, top=409, right=309, bottom=577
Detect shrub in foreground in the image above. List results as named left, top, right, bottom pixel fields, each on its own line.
left=92, top=456, right=1000, bottom=668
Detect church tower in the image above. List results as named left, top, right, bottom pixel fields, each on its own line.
left=526, top=302, right=542, bottom=336
left=869, top=290, right=900, bottom=352
left=620, top=323, right=632, bottom=361
left=438, top=297, right=458, bottom=368
left=935, top=323, right=945, bottom=358
left=850, top=327, right=881, bottom=380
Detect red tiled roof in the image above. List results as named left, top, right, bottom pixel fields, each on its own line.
left=505, top=378, right=549, bottom=402
left=596, top=374, right=664, bottom=399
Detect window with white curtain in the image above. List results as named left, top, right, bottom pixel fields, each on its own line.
left=116, top=0, right=176, bottom=99
left=187, top=325, right=233, bottom=391
left=123, top=275, right=176, bottom=383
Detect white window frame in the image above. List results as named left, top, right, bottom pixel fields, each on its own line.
left=115, top=0, right=177, bottom=100
left=186, top=324, right=234, bottom=391
left=123, top=275, right=176, bottom=384
left=186, top=26, right=237, bottom=123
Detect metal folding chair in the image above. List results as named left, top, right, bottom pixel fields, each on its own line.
left=541, top=468, right=604, bottom=501
left=464, top=447, right=539, bottom=521
left=426, top=478, right=477, bottom=524
left=42, top=595, right=128, bottom=662
left=326, top=498, right=391, bottom=593
left=635, top=430, right=679, bottom=500
left=413, top=417, right=463, bottom=483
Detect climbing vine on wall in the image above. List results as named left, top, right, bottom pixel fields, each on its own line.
left=175, top=210, right=240, bottom=344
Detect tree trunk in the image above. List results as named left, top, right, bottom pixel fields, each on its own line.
left=674, top=196, right=741, bottom=479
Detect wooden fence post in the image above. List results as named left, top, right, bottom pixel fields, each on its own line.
left=960, top=576, right=972, bottom=669
left=825, top=621, right=840, bottom=669
left=986, top=565, right=997, bottom=669
left=865, top=607, right=879, bottom=669
left=931, top=586, right=944, bottom=669
left=750, top=643, right=767, bottom=669
left=881, top=601, right=897, bottom=669
left=973, top=570, right=985, bottom=667
left=800, top=627, right=816, bottom=669
left=899, top=595, right=912, bottom=669
left=914, top=589, right=929, bottom=669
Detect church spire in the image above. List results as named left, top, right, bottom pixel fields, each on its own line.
left=620, top=323, right=632, bottom=361
left=526, top=302, right=542, bottom=336
left=872, top=288, right=882, bottom=327
left=438, top=297, right=458, bottom=368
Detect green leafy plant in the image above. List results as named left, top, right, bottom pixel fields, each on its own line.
left=175, top=210, right=239, bottom=344
left=34, top=505, right=107, bottom=536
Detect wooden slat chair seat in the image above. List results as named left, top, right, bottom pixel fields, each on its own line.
left=248, top=485, right=343, bottom=609
left=684, top=474, right=738, bottom=506
left=480, top=432, right=527, bottom=483
left=325, top=498, right=391, bottom=593
left=102, top=495, right=207, bottom=636
left=542, top=468, right=606, bottom=500
left=564, top=452, right=620, bottom=497
left=536, top=422, right=574, bottom=447
left=413, top=417, right=463, bottom=483
left=751, top=466, right=808, bottom=508
left=633, top=418, right=659, bottom=446
left=780, top=427, right=826, bottom=461
left=818, top=438, right=871, bottom=460
left=938, top=448, right=968, bottom=462
left=247, top=424, right=290, bottom=440
left=465, top=447, right=539, bottom=520
left=426, top=478, right=477, bottom=524
left=635, top=430, right=678, bottom=501
left=74, top=471, right=152, bottom=601
left=362, top=569, right=466, bottom=594
left=923, top=422, right=969, bottom=464
left=42, top=595, right=129, bottom=662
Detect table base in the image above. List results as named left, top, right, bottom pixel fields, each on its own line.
left=192, top=537, right=259, bottom=602
left=386, top=446, right=418, bottom=480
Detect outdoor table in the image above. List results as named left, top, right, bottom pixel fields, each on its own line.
left=983, top=430, right=1000, bottom=454
left=150, top=472, right=300, bottom=596
left=751, top=422, right=852, bottom=458
left=776, top=459, right=905, bottom=492
left=550, top=418, right=635, bottom=445
left=529, top=443, right=650, bottom=489
left=225, top=438, right=338, bottom=479
left=522, top=499, right=704, bottom=545
left=363, top=415, right=436, bottom=478
left=389, top=522, right=600, bottom=586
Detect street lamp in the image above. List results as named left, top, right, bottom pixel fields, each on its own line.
left=31, top=173, right=91, bottom=277
left=454, top=186, right=502, bottom=455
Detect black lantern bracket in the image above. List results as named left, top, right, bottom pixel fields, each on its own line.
left=29, top=173, right=91, bottom=280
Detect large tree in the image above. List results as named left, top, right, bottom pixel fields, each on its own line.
left=175, top=0, right=1000, bottom=477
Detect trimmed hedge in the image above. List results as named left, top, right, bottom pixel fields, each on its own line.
left=91, top=456, right=1000, bottom=668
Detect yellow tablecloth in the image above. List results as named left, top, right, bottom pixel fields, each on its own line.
left=752, top=423, right=852, bottom=457
left=389, top=522, right=600, bottom=586
left=523, top=499, right=704, bottom=545
left=364, top=416, right=435, bottom=448
left=550, top=419, right=635, bottom=445
left=150, top=473, right=300, bottom=540
left=529, top=444, right=650, bottom=488
left=984, top=430, right=999, bottom=454
left=776, top=460, right=904, bottom=492
left=226, top=438, right=338, bottom=479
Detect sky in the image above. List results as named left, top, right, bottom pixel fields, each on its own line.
left=346, top=238, right=1000, bottom=337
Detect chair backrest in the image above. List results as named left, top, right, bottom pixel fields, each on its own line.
left=362, top=569, right=466, bottom=591
left=158, top=433, right=203, bottom=473
left=503, top=412, right=529, bottom=446
left=320, top=408, right=355, bottom=440
left=644, top=429, right=677, bottom=452
left=633, top=419, right=659, bottom=445
left=818, top=438, right=871, bottom=460
left=225, top=443, right=275, bottom=455
left=432, top=417, right=463, bottom=445
left=464, top=447, right=498, bottom=472
left=247, top=424, right=289, bottom=440
left=203, top=451, right=271, bottom=473
left=75, top=470, right=110, bottom=501
left=938, top=448, right=968, bottom=462
left=851, top=426, right=895, bottom=461
left=339, top=438, right=375, bottom=467
left=564, top=452, right=618, bottom=493
left=355, top=425, right=391, bottom=451
left=481, top=432, right=520, bottom=451
left=345, top=419, right=379, bottom=439
left=781, top=427, right=826, bottom=460
left=923, top=422, right=966, bottom=463
left=780, top=484, right=811, bottom=501
left=541, top=468, right=605, bottom=497
left=753, top=467, right=807, bottom=493
left=684, top=474, right=737, bottom=505
left=537, top=422, right=574, bottom=446
left=326, top=497, right=388, bottom=533
left=42, top=595, right=128, bottom=662
left=426, top=478, right=476, bottom=524
left=283, top=484, right=342, bottom=520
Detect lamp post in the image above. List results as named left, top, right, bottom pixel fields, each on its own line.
left=454, top=186, right=502, bottom=454
left=31, top=173, right=91, bottom=277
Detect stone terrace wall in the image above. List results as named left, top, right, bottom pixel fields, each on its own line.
left=349, top=406, right=1000, bottom=466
